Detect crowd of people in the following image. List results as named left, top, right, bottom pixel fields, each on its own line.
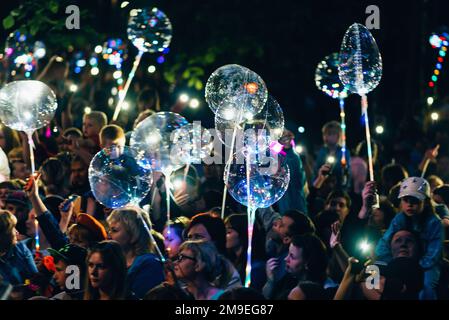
left=0, top=54, right=449, bottom=301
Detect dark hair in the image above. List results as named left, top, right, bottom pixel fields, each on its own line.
left=40, top=158, right=67, bottom=195
left=84, top=240, right=127, bottom=300
left=314, top=209, right=340, bottom=248
left=376, top=199, right=397, bottom=230
left=388, top=182, right=402, bottom=209
left=381, top=257, right=424, bottom=300
left=218, top=287, right=266, bottom=300
left=185, top=212, right=227, bottom=255
left=434, top=184, right=449, bottom=206
left=297, top=281, right=327, bottom=300
left=224, top=214, right=266, bottom=277
left=284, top=210, right=316, bottom=237
left=290, top=234, right=328, bottom=284
left=381, top=164, right=409, bottom=193
left=137, top=88, right=160, bottom=111
left=144, top=282, right=194, bottom=300
left=325, top=189, right=352, bottom=209
left=0, top=125, right=20, bottom=154
left=166, top=216, right=190, bottom=241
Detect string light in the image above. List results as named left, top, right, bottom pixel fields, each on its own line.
left=428, top=32, right=449, bottom=89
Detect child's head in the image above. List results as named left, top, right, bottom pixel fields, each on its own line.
left=99, top=124, right=126, bottom=149
left=321, top=121, right=341, bottom=147
left=83, top=111, right=107, bottom=140
left=137, top=88, right=160, bottom=112
left=398, top=177, right=431, bottom=217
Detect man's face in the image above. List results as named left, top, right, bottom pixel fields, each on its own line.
left=278, top=216, right=294, bottom=244
left=326, top=197, right=349, bottom=221
left=285, top=244, right=304, bottom=275
left=391, top=230, right=418, bottom=259
left=53, top=260, right=69, bottom=290
left=70, top=161, right=88, bottom=188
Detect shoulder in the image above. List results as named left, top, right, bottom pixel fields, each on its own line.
left=130, top=254, right=163, bottom=272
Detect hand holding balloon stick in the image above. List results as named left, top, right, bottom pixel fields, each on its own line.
left=421, top=144, right=440, bottom=178
left=113, top=7, right=172, bottom=121
left=338, top=23, right=382, bottom=207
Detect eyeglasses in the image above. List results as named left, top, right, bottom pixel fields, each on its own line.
left=175, top=253, right=196, bottom=263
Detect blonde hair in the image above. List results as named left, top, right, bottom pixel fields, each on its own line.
left=84, top=111, right=107, bottom=128
left=107, top=206, right=154, bottom=255
left=99, top=124, right=125, bottom=146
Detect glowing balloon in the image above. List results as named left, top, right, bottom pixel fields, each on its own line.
left=215, top=95, right=284, bottom=150
left=226, top=152, right=290, bottom=208
left=338, top=23, right=382, bottom=95
left=88, top=146, right=153, bottom=209
left=315, top=52, right=348, bottom=99
left=130, top=111, right=189, bottom=174
left=171, top=122, right=213, bottom=165
left=127, top=7, right=173, bottom=53
left=0, top=80, right=57, bottom=133
left=205, top=64, right=268, bottom=119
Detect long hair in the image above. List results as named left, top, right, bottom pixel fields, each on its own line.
left=107, top=206, right=155, bottom=256
left=84, top=241, right=127, bottom=300
left=184, top=212, right=227, bottom=255
left=0, top=210, right=17, bottom=253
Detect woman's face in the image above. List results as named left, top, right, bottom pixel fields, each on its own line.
left=173, top=248, right=197, bottom=280
left=400, top=196, right=424, bottom=217
left=285, top=244, right=305, bottom=275
left=187, top=224, right=212, bottom=242
left=108, top=221, right=131, bottom=248
left=88, top=252, right=110, bottom=290
left=163, top=226, right=183, bottom=259
left=225, top=224, right=240, bottom=250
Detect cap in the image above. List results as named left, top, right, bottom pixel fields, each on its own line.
left=48, top=244, right=87, bottom=266
left=76, top=213, right=107, bottom=241
left=398, top=177, right=431, bottom=201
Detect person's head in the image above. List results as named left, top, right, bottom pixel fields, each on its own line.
left=277, top=210, right=315, bottom=246
left=144, top=282, right=194, bottom=300
left=427, top=175, right=444, bottom=193
left=84, top=240, right=127, bottom=300
left=67, top=214, right=107, bottom=249
left=185, top=212, right=227, bottom=255
left=40, top=158, right=67, bottom=193
left=287, top=281, right=327, bottom=300
left=0, top=210, right=18, bottom=253
left=163, top=216, right=190, bottom=259
left=60, top=127, right=83, bottom=152
left=137, top=87, right=160, bottom=112
left=4, top=191, right=30, bottom=236
left=321, top=121, right=341, bottom=147
left=285, top=234, right=328, bottom=284
left=381, top=164, right=409, bottom=194
left=361, top=257, right=424, bottom=300
left=398, top=177, right=431, bottom=217
left=173, top=240, right=221, bottom=283
left=0, top=125, right=20, bottom=154
left=49, top=244, right=87, bottom=291
left=70, top=156, right=88, bottom=189
left=390, top=229, right=421, bottom=260
left=218, top=287, right=266, bottom=300
left=314, top=209, right=340, bottom=248
left=83, top=111, right=107, bottom=139
left=133, top=109, right=155, bottom=129
left=433, top=184, right=449, bottom=206
left=99, top=124, right=126, bottom=149
left=368, top=199, right=396, bottom=230
left=106, top=207, right=154, bottom=255
left=10, top=159, right=30, bottom=181
left=325, top=190, right=351, bottom=221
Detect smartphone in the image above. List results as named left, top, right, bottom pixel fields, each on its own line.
left=62, top=194, right=80, bottom=212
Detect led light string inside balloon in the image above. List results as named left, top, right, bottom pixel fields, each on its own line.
left=339, top=96, right=348, bottom=185
left=244, top=149, right=255, bottom=288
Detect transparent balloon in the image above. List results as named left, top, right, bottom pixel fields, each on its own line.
left=315, top=52, right=348, bottom=99
left=338, top=23, right=382, bottom=95
left=215, top=95, right=284, bottom=152
left=88, top=146, right=153, bottom=209
left=0, top=80, right=57, bottom=134
left=226, top=151, right=290, bottom=208
left=130, top=111, right=189, bottom=175
left=127, top=7, right=173, bottom=53
left=205, top=64, right=268, bottom=119
left=171, top=122, right=213, bottom=165
left=4, top=31, right=32, bottom=63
